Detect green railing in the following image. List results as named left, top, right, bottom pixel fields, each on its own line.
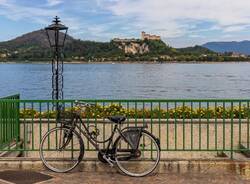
left=0, top=94, right=20, bottom=150
left=0, top=98, right=250, bottom=159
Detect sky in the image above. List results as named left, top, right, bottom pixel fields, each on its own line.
left=1, top=0, right=250, bottom=47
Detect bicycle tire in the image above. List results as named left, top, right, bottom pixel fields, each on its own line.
left=114, top=130, right=160, bottom=177
left=39, top=127, right=84, bottom=173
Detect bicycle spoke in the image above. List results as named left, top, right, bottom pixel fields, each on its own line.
left=40, top=127, right=83, bottom=173
left=115, top=131, right=160, bottom=177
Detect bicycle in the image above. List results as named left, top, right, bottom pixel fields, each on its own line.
left=39, top=101, right=161, bottom=177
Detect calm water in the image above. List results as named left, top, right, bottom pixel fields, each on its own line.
left=0, top=63, right=250, bottom=99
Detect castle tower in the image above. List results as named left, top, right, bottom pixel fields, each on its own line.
left=141, top=31, right=146, bottom=40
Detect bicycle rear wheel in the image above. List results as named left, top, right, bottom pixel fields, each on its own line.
left=115, top=130, right=160, bottom=177
left=39, top=127, right=84, bottom=173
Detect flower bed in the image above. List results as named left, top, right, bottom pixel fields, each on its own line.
left=19, top=104, right=250, bottom=119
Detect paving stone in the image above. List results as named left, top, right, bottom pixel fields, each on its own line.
left=0, top=170, right=52, bottom=184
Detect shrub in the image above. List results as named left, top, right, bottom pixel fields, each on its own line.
left=19, top=105, right=250, bottom=119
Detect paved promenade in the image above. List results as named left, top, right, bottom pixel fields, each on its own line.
left=0, top=169, right=248, bottom=184
left=42, top=171, right=249, bottom=184
left=0, top=160, right=249, bottom=184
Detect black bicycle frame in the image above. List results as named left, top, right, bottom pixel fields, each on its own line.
left=66, top=114, right=146, bottom=156
left=70, top=115, right=120, bottom=155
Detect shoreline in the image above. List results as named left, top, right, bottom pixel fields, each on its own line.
left=1, top=60, right=250, bottom=64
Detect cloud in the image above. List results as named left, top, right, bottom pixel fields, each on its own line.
left=1, top=0, right=250, bottom=46
left=223, top=25, right=249, bottom=33
left=0, top=0, right=8, bottom=5
left=104, top=0, right=250, bottom=26
left=0, top=1, right=60, bottom=22
left=98, top=0, right=250, bottom=42
left=0, top=0, right=80, bottom=30
left=46, top=0, right=63, bottom=7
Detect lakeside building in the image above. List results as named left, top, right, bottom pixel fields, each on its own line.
left=0, top=53, right=7, bottom=58
left=230, top=52, right=247, bottom=58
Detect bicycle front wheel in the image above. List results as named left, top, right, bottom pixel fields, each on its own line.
left=39, top=127, right=84, bottom=173
left=115, top=130, right=160, bottom=177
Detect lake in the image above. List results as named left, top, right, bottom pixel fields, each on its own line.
left=0, top=63, right=250, bottom=99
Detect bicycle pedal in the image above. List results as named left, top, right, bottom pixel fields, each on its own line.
left=103, top=155, right=114, bottom=167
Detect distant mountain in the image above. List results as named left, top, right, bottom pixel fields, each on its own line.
left=177, top=45, right=215, bottom=54
left=202, top=41, right=250, bottom=55
left=0, top=29, right=74, bottom=50
left=0, top=30, right=121, bottom=60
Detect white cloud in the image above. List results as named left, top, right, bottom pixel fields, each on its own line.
left=0, top=0, right=8, bottom=5
left=1, top=0, right=250, bottom=46
left=0, top=1, right=60, bottom=22
left=98, top=0, right=250, bottom=41
left=46, top=0, right=63, bottom=7
left=223, top=25, right=249, bottom=33
left=0, top=0, right=80, bottom=31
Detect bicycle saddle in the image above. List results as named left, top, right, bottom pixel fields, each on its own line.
left=107, top=116, right=126, bottom=124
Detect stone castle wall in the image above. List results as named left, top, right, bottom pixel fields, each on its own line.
left=141, top=31, right=161, bottom=41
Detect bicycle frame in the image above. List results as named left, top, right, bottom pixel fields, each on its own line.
left=66, top=114, right=142, bottom=155
left=40, top=107, right=161, bottom=176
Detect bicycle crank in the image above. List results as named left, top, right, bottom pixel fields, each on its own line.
left=102, top=155, right=115, bottom=167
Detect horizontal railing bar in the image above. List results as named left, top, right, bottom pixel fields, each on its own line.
left=0, top=94, right=20, bottom=99
left=0, top=148, right=247, bottom=152
left=19, top=118, right=250, bottom=124
left=2, top=99, right=250, bottom=103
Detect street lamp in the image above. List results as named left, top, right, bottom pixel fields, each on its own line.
left=45, top=16, right=68, bottom=121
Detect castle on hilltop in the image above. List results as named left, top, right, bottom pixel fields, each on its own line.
left=111, top=32, right=161, bottom=54
left=141, top=31, right=161, bottom=41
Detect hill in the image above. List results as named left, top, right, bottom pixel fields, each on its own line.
left=0, top=29, right=229, bottom=62
left=177, top=45, right=215, bottom=55
left=0, top=29, right=74, bottom=50
left=0, top=30, right=122, bottom=61
left=202, top=41, right=250, bottom=55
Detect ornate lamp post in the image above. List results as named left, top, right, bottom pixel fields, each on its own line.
left=45, top=16, right=68, bottom=120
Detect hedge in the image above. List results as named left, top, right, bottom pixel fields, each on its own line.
left=19, top=104, right=250, bottom=119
